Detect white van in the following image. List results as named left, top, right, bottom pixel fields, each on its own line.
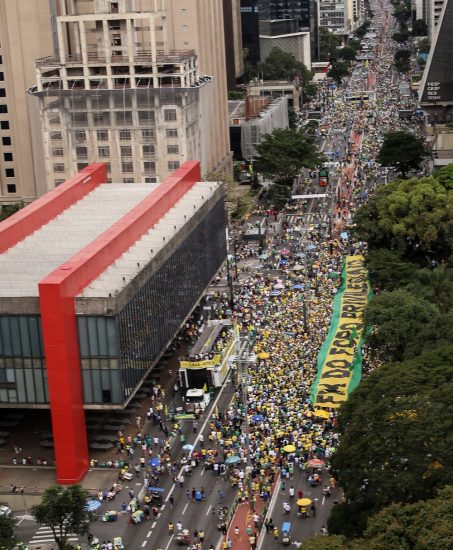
left=184, top=388, right=211, bottom=413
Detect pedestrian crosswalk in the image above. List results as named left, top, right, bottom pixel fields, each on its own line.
left=29, top=525, right=79, bottom=546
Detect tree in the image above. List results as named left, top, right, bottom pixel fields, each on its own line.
left=319, top=27, right=341, bottom=61
left=365, top=248, right=418, bottom=291
left=377, top=131, right=426, bottom=176
left=328, top=61, right=351, bottom=84
left=393, top=3, right=411, bottom=24
left=364, top=289, right=439, bottom=361
left=338, top=46, right=357, bottom=62
left=0, top=516, right=18, bottom=550
left=255, top=128, right=323, bottom=185
left=392, top=30, right=410, bottom=43
left=298, top=535, right=351, bottom=549
left=406, top=266, right=453, bottom=312
left=259, top=47, right=312, bottom=82
left=394, top=49, right=411, bottom=72
left=353, top=175, right=453, bottom=261
left=32, top=485, right=90, bottom=550
left=288, top=106, right=298, bottom=129
left=0, top=203, right=23, bottom=222
left=417, top=38, right=430, bottom=53
left=358, top=486, right=453, bottom=549
left=412, top=18, right=428, bottom=36
left=330, top=344, right=453, bottom=537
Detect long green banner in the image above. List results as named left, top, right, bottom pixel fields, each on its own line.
left=310, top=255, right=371, bottom=409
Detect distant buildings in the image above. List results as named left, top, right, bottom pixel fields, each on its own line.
left=419, top=0, right=453, bottom=165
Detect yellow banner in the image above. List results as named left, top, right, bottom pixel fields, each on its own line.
left=180, top=354, right=221, bottom=369
left=312, top=255, right=370, bottom=409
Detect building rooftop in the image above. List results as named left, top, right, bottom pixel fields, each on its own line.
left=0, top=183, right=154, bottom=298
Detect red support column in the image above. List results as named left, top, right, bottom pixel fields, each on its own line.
left=38, top=161, right=201, bottom=483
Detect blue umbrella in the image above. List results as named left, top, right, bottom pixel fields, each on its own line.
left=279, top=259, right=288, bottom=265
left=270, top=290, right=281, bottom=296
left=84, top=499, right=102, bottom=512
left=252, top=414, right=264, bottom=422
left=340, top=231, right=349, bottom=240
left=148, top=457, right=160, bottom=468
left=293, top=284, right=304, bottom=290
left=225, top=455, right=241, bottom=464
left=306, top=244, right=317, bottom=251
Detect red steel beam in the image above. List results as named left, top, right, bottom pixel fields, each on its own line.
left=38, top=161, right=201, bottom=483
left=0, top=164, right=107, bottom=254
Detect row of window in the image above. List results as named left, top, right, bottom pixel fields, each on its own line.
left=52, top=160, right=179, bottom=173
left=52, top=144, right=178, bottom=159
left=51, top=128, right=178, bottom=142
left=63, top=109, right=178, bottom=127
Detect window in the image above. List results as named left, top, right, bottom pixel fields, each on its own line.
left=71, top=112, right=87, bottom=125
left=97, top=130, right=108, bottom=141
left=145, top=177, right=157, bottom=183
left=3, top=152, right=12, bottom=161
left=6, top=184, right=16, bottom=193
left=115, top=112, right=132, bottom=125
left=0, top=104, right=7, bottom=113
left=55, top=179, right=65, bottom=186
left=144, top=161, right=155, bottom=172
left=122, top=161, right=133, bottom=172
left=0, top=88, right=5, bottom=97
left=143, top=145, right=154, bottom=155
left=77, top=162, right=88, bottom=171
left=76, top=146, right=88, bottom=159
left=92, top=112, right=110, bottom=126
left=50, top=132, right=62, bottom=141
left=120, top=146, right=132, bottom=157
left=123, top=178, right=135, bottom=183
left=5, top=168, right=14, bottom=177
left=0, top=72, right=3, bottom=81
left=138, top=111, right=154, bottom=124
left=167, top=144, right=179, bottom=154
left=164, top=109, right=177, bottom=122
left=75, top=130, right=86, bottom=142
left=105, top=162, right=111, bottom=173
left=2, top=136, right=11, bottom=146
left=168, top=161, right=180, bottom=170
left=98, top=146, right=110, bottom=157
left=0, top=120, right=9, bottom=130
left=166, top=128, right=178, bottom=138
left=52, top=147, right=64, bottom=157
left=0, top=56, right=2, bottom=64
left=142, top=129, right=154, bottom=140
left=119, top=130, right=131, bottom=141
left=53, top=163, right=65, bottom=172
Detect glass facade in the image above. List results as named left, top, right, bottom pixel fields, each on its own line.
left=0, top=315, right=48, bottom=404
left=0, top=196, right=226, bottom=406
left=117, top=197, right=227, bottom=397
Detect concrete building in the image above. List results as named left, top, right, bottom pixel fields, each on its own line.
left=248, top=79, right=303, bottom=111
left=223, top=0, right=245, bottom=90
left=240, top=0, right=272, bottom=65
left=260, top=30, right=311, bottom=68
left=318, top=0, right=355, bottom=34
left=0, top=0, right=54, bottom=205
left=229, top=95, right=289, bottom=160
left=419, top=0, right=453, bottom=165
left=0, top=160, right=226, bottom=483
left=427, top=0, right=445, bottom=40
left=28, top=0, right=231, bottom=192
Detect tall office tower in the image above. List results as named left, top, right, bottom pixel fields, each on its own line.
left=223, top=0, right=245, bottom=90
left=427, top=0, right=445, bottom=39
left=29, top=0, right=231, bottom=190
left=164, top=0, right=232, bottom=175
left=240, top=0, right=271, bottom=65
left=0, top=0, right=53, bottom=204
left=318, top=0, right=355, bottom=34
left=270, top=0, right=312, bottom=30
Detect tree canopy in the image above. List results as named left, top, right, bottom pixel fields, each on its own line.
left=353, top=174, right=453, bottom=261
left=328, top=61, right=351, bottom=84
left=394, top=49, right=411, bottom=72
left=329, top=345, right=453, bottom=537
left=258, top=47, right=312, bottom=82
left=377, top=131, right=426, bottom=176
left=0, top=516, right=18, bottom=550
left=255, top=127, right=323, bottom=185
left=363, top=289, right=439, bottom=361
left=365, top=248, right=419, bottom=291
left=319, top=27, right=341, bottom=61
left=32, top=485, right=90, bottom=550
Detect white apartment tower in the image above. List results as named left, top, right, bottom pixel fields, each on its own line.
left=28, top=0, right=216, bottom=188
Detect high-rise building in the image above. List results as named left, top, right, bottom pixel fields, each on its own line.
left=318, top=0, right=355, bottom=34
left=28, top=0, right=231, bottom=191
left=223, top=0, right=245, bottom=90
left=269, top=0, right=313, bottom=31
left=240, top=0, right=271, bottom=65
left=0, top=0, right=53, bottom=205
left=427, top=0, right=445, bottom=39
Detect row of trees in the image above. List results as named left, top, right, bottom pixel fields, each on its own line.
left=317, top=165, right=453, bottom=542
